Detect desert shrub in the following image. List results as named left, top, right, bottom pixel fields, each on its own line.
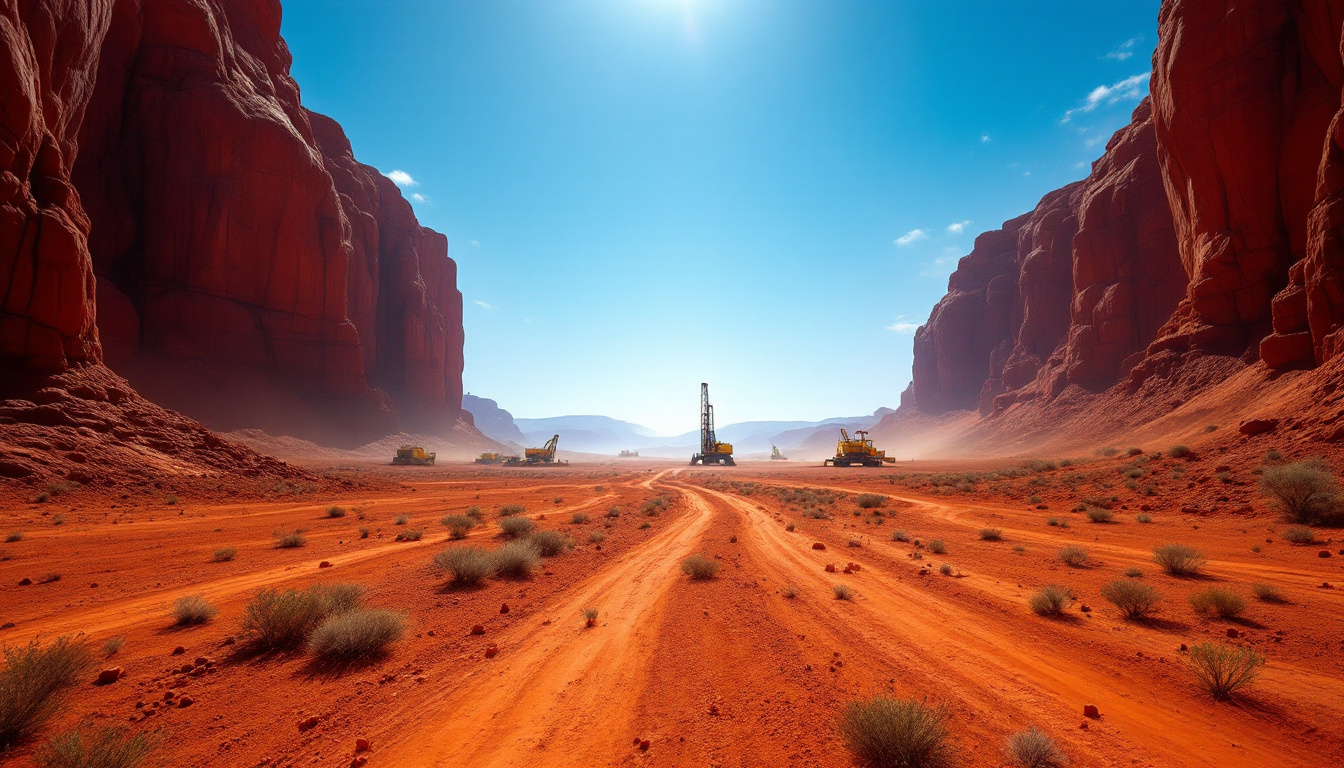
left=498, top=504, right=525, bottom=517
left=171, top=595, right=217, bottom=626
left=1264, top=449, right=1283, bottom=462
left=1280, top=525, right=1316, bottom=544
left=1029, top=494, right=1042, bottom=504
left=0, top=636, right=92, bottom=746
left=847, top=538, right=862, bottom=548
left=1187, top=643, right=1265, bottom=699
left=1028, top=585, right=1074, bottom=616
left=1251, top=582, right=1284, bottom=602
left=1004, top=727, right=1065, bottom=768
left=803, top=508, right=832, bottom=520
left=927, top=540, right=946, bottom=555
left=492, top=540, right=541, bottom=577
left=274, top=529, right=306, bottom=549
left=393, top=514, right=408, bottom=526
left=466, top=506, right=483, bottom=520
left=781, top=584, right=797, bottom=599
left=588, top=529, right=606, bottom=544
left=1135, top=513, right=1152, bottom=524
left=1189, top=588, right=1246, bottom=619
left=891, top=529, right=909, bottom=542
left=937, top=563, right=953, bottom=576
left=1153, top=543, right=1206, bottom=576
left=605, top=506, right=621, bottom=518
left=1126, top=447, right=1143, bottom=457
left=680, top=554, right=720, bottom=580
left=307, top=608, right=405, bottom=662
left=571, top=512, right=590, bottom=524
left=5, top=532, right=22, bottom=543
left=358, top=527, right=370, bottom=539
left=1058, top=545, right=1089, bottom=567
left=582, top=608, right=599, bottom=624
left=1216, top=471, right=1233, bottom=484
left=855, top=493, right=887, bottom=509
left=212, top=547, right=237, bottom=562
left=395, top=529, right=423, bottom=542
left=441, top=515, right=477, bottom=540
left=1085, top=507, right=1114, bottom=523
left=530, top=530, right=573, bottom=556
left=978, top=528, right=1003, bottom=541
left=1100, top=579, right=1161, bottom=620
left=326, top=506, right=347, bottom=518
left=240, top=584, right=363, bottom=649
left=35, top=725, right=156, bottom=768
left=434, top=546, right=495, bottom=585
left=499, top=516, right=536, bottom=538
left=1124, top=567, right=1144, bottom=578
left=1045, top=517, right=1068, bottom=528
left=102, top=637, right=124, bottom=657
left=837, top=696, right=950, bottom=768
left=833, top=583, right=854, bottom=600
left=1260, top=460, right=1342, bottom=525
left=1023, top=459, right=1056, bottom=473
left=1168, top=445, right=1192, bottom=458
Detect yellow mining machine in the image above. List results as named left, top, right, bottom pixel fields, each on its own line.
left=823, top=429, right=895, bottom=467
left=690, top=383, right=735, bottom=466
left=770, top=445, right=789, bottom=461
left=505, top=435, right=561, bottom=465
left=392, top=445, right=436, bottom=465
left=474, top=452, right=507, bottom=464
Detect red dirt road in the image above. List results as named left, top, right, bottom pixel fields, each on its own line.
left=1, top=461, right=1341, bottom=767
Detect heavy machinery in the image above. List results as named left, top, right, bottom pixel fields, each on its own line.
left=392, top=445, right=436, bottom=465
left=619, top=450, right=640, bottom=458
left=823, top=429, right=896, bottom=467
left=690, top=383, right=735, bottom=466
left=770, top=445, right=788, bottom=461
left=505, top=435, right=560, bottom=465
left=474, top=452, right=507, bottom=464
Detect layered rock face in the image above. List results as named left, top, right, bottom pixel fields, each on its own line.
left=907, top=0, right=1344, bottom=418
left=1, top=0, right=464, bottom=447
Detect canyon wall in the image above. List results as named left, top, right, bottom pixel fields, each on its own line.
left=905, top=0, right=1344, bottom=426
left=1, top=0, right=464, bottom=448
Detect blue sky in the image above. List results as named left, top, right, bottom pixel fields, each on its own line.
left=281, top=0, right=1159, bottom=434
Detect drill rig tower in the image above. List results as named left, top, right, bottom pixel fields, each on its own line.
left=690, top=382, right=735, bottom=466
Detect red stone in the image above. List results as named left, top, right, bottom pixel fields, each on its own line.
left=298, top=716, right=320, bottom=732
left=17, top=578, right=30, bottom=586
left=1083, top=704, right=1100, bottom=718
left=484, top=644, right=499, bottom=659
left=177, top=696, right=193, bottom=707
left=171, top=646, right=185, bottom=655
left=824, top=564, right=836, bottom=573
left=500, top=603, right=510, bottom=614
left=355, top=738, right=371, bottom=753
left=639, top=740, right=650, bottom=751
left=811, top=542, right=826, bottom=550
left=1319, top=550, right=1332, bottom=558
left=470, top=625, right=485, bottom=635
left=1239, top=419, right=1279, bottom=436
left=1226, top=628, right=1240, bottom=639
left=319, top=561, right=332, bottom=569
left=95, top=667, right=123, bottom=685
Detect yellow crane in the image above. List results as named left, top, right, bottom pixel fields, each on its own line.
left=823, top=429, right=895, bottom=467
left=506, top=435, right=560, bottom=465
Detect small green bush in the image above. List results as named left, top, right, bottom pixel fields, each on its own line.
left=1280, top=525, right=1316, bottom=544
left=212, top=547, right=237, bottom=562
left=274, top=529, right=306, bottom=549
left=307, top=608, right=405, bottom=662
left=102, top=637, right=124, bottom=657
left=680, top=554, right=720, bottom=580
left=571, top=512, right=590, bottom=524
left=1251, top=582, right=1284, bottom=602
left=1168, top=445, right=1192, bottom=459
left=837, top=696, right=950, bottom=768
left=1028, top=585, right=1074, bottom=616
left=1187, top=642, right=1265, bottom=699
left=395, top=528, right=423, bottom=542
left=927, top=540, right=946, bottom=555
left=1058, top=545, right=1089, bottom=567
left=499, top=516, right=536, bottom=538
left=0, top=636, right=92, bottom=746
left=891, top=529, right=909, bottom=542
left=1100, top=579, right=1161, bottom=620
left=1045, top=517, right=1068, bottom=528
left=240, top=584, right=363, bottom=649
left=833, top=583, right=854, bottom=600
left=1153, top=543, right=1206, bottom=576
left=492, top=540, right=541, bottom=577
left=35, top=725, right=156, bottom=768
left=1124, top=567, right=1143, bottom=578
left=1260, top=460, right=1342, bottom=525
left=855, top=493, right=887, bottom=509
left=588, top=529, right=606, bottom=544
left=1004, top=726, right=1065, bottom=768
left=434, top=546, right=495, bottom=585
left=530, top=530, right=573, bottom=556
left=393, top=514, right=408, bottom=526
left=171, top=595, right=217, bottom=626
left=1189, top=588, right=1246, bottom=619
left=1085, top=507, right=1114, bottom=523
left=326, top=506, right=347, bottom=518
left=498, top=504, right=526, bottom=517
left=1135, top=513, right=1152, bottom=524
left=441, top=515, right=477, bottom=540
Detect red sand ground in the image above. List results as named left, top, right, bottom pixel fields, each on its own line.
left=1, top=456, right=1341, bottom=767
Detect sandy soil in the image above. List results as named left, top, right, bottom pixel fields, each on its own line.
left=1, top=458, right=1341, bottom=767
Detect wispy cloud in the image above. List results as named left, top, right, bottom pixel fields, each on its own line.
left=1061, top=72, right=1149, bottom=123
left=1104, top=37, right=1141, bottom=62
left=410, top=192, right=429, bottom=204
left=894, top=229, right=928, bottom=246
left=947, top=220, right=972, bottom=234
left=470, top=240, right=480, bottom=246
left=386, top=169, right=417, bottom=187
left=886, top=316, right=920, bottom=334
left=473, top=300, right=494, bottom=310
left=980, top=133, right=991, bottom=143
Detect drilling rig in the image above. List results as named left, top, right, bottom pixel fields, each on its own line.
left=505, top=435, right=560, bottom=465
left=690, top=383, right=735, bottom=466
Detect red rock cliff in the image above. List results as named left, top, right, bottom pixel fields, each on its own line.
left=907, top=0, right=1344, bottom=420
left=1, top=0, right=465, bottom=447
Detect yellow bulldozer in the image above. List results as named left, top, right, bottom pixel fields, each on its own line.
left=474, top=452, right=507, bottom=464
left=823, top=429, right=895, bottom=467
left=392, top=445, right=436, bottom=466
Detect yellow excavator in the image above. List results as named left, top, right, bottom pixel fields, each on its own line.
left=823, top=429, right=895, bottom=467
left=506, top=435, right=560, bottom=465
left=392, top=445, right=436, bottom=465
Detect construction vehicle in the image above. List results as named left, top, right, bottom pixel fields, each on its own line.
left=690, top=383, right=735, bottom=466
left=619, top=450, right=640, bottom=458
left=770, top=445, right=788, bottom=461
left=823, top=429, right=896, bottom=467
left=392, top=445, right=436, bottom=465
left=505, top=435, right=560, bottom=465
left=474, top=452, right=507, bottom=464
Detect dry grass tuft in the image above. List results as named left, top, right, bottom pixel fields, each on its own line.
left=680, top=554, right=720, bottom=580
left=434, top=547, right=496, bottom=586
left=307, top=608, right=405, bottom=662
left=1187, top=642, right=1264, bottom=699
left=837, top=696, right=950, bottom=768
left=1100, top=579, right=1161, bottom=620
left=0, top=636, right=92, bottom=746
left=171, top=595, right=217, bottom=626
left=1153, top=543, right=1206, bottom=576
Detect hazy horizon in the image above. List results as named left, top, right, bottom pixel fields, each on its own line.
left=281, top=0, right=1160, bottom=433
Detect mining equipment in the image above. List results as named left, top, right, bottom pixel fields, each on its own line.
left=770, top=445, right=788, bottom=461
left=823, top=429, right=896, bottom=467
left=690, top=383, right=735, bottom=466
left=474, top=452, right=508, bottom=464
left=392, top=445, right=436, bottom=466
left=505, top=435, right=561, bottom=465
left=619, top=450, right=640, bottom=458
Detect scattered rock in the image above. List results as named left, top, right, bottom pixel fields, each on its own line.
left=194, top=657, right=211, bottom=667
left=1083, top=704, right=1100, bottom=718
left=17, top=578, right=31, bottom=586
left=355, top=738, right=371, bottom=752
left=1238, top=419, right=1278, bottom=436
left=639, top=740, right=650, bottom=751
left=1319, top=550, right=1332, bottom=558
left=350, top=757, right=368, bottom=767
left=1080, top=605, right=1091, bottom=613
left=171, top=646, right=185, bottom=655
left=177, top=695, right=194, bottom=707
left=499, top=603, right=510, bottom=614
left=470, top=625, right=485, bottom=635
left=1179, top=643, right=1188, bottom=652
left=298, top=715, right=320, bottom=732
left=95, top=667, right=123, bottom=685
left=1226, top=628, right=1240, bottom=639
left=811, top=542, right=826, bottom=550
left=824, top=564, right=836, bottom=573
left=484, top=644, right=499, bottom=659
left=319, top=561, right=332, bottom=569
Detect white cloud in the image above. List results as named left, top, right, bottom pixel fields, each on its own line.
left=947, top=220, right=972, bottom=234
left=1104, top=37, right=1140, bottom=62
left=894, top=229, right=928, bottom=246
left=410, top=192, right=429, bottom=204
left=473, top=300, right=494, bottom=310
left=980, top=133, right=991, bottom=143
left=1061, top=72, right=1149, bottom=123
left=886, top=315, right=920, bottom=334
left=386, top=169, right=417, bottom=187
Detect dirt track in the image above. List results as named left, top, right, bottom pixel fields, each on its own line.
left=1, top=462, right=1341, bottom=767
